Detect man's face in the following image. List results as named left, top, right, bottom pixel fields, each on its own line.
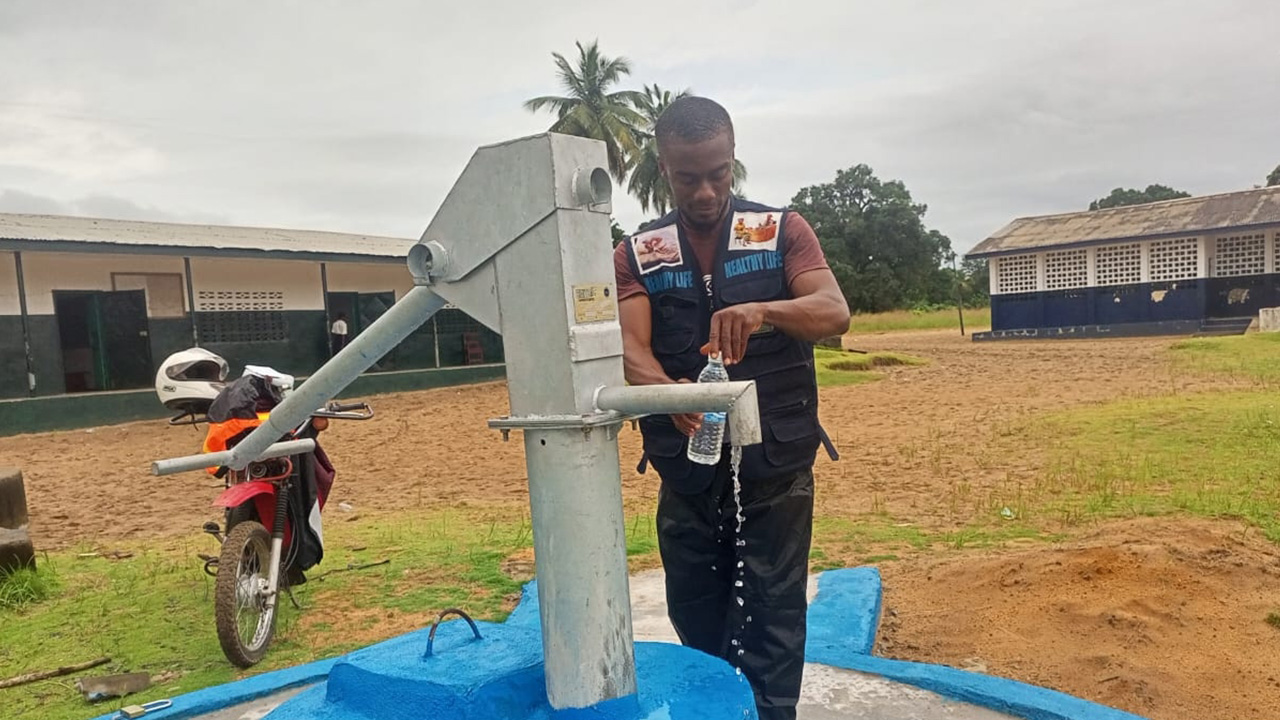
left=659, top=130, right=734, bottom=231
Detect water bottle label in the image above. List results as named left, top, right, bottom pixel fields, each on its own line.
left=705, top=411, right=726, bottom=424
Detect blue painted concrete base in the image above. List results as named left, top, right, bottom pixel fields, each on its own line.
left=262, top=621, right=756, bottom=720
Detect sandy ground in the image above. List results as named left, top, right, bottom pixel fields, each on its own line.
left=2, top=330, right=1276, bottom=719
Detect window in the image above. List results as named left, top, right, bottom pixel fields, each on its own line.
left=112, top=273, right=186, bottom=317
left=1149, top=237, right=1199, bottom=281
left=1094, top=244, right=1141, bottom=286
left=995, top=254, right=1038, bottom=294
left=195, top=290, right=284, bottom=312
left=1045, top=248, right=1087, bottom=290
left=195, top=290, right=287, bottom=342
left=1212, top=233, right=1266, bottom=277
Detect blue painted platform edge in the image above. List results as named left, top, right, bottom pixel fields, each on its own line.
left=504, top=578, right=541, bottom=629
left=806, top=567, right=1149, bottom=720
left=806, top=567, right=882, bottom=656
left=86, top=656, right=342, bottom=720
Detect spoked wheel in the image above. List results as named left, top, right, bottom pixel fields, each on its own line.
left=214, top=521, right=277, bottom=667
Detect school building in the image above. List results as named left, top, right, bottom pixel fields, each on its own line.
left=0, top=213, right=504, bottom=433
left=967, top=186, right=1280, bottom=339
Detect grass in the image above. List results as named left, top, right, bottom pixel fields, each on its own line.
left=944, top=332, right=1280, bottom=541
left=1267, top=612, right=1280, bottom=630
left=848, top=306, right=990, bottom=334
left=997, top=389, right=1280, bottom=541
left=813, top=346, right=926, bottom=387
left=0, top=508, right=550, bottom=720
left=807, top=515, right=1055, bottom=572
left=0, top=506, right=671, bottom=720
left=0, top=562, right=59, bottom=611
left=1170, top=331, right=1280, bottom=385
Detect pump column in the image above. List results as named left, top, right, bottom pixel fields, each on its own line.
left=475, top=137, right=636, bottom=709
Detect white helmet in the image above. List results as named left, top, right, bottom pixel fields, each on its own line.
left=155, top=348, right=229, bottom=413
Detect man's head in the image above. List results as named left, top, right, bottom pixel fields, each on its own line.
left=656, top=96, right=735, bottom=231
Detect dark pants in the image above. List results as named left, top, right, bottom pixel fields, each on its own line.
left=657, top=459, right=814, bottom=720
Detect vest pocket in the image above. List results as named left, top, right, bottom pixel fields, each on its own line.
left=759, top=404, right=821, bottom=472
left=652, top=294, right=700, bottom=357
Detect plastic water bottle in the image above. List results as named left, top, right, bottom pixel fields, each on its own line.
left=688, top=353, right=729, bottom=465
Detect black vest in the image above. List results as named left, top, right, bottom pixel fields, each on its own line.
left=625, top=197, right=822, bottom=493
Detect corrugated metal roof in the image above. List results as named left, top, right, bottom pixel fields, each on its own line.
left=967, top=186, right=1280, bottom=258
left=0, top=213, right=416, bottom=261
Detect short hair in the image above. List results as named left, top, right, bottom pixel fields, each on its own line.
left=655, top=96, right=734, bottom=146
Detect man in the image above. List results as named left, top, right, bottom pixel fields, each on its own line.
left=613, top=96, right=850, bottom=720
left=330, top=312, right=349, bottom=356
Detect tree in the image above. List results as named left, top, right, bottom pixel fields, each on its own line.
left=1088, top=184, right=1190, bottom=210
left=524, top=40, right=646, bottom=183
left=791, top=164, right=954, bottom=313
left=626, top=84, right=749, bottom=216
left=611, top=219, right=626, bottom=248
left=1267, top=165, right=1280, bottom=187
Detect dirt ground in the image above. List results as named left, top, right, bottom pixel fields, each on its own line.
left=1, top=330, right=1276, bottom=719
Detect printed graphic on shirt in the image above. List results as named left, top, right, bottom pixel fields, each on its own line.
left=703, top=274, right=713, bottom=298
left=728, top=212, right=780, bottom=252
left=630, top=226, right=684, bottom=275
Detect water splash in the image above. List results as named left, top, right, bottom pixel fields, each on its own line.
left=730, top=446, right=744, bottom=533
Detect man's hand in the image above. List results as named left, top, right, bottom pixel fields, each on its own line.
left=700, top=302, right=766, bottom=366
left=671, top=378, right=703, bottom=436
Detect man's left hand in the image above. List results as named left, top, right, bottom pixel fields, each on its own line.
left=702, top=302, right=766, bottom=366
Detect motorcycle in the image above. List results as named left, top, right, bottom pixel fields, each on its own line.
left=156, top=351, right=373, bottom=667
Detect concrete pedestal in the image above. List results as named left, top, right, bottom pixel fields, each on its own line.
left=0, top=467, right=35, bottom=573
left=262, top=621, right=756, bottom=720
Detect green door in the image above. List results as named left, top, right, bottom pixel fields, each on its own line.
left=96, top=290, right=153, bottom=390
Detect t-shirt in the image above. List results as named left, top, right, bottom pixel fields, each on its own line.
left=331, top=319, right=348, bottom=336
left=614, top=208, right=830, bottom=302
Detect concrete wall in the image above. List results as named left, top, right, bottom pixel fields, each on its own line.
left=0, top=249, right=501, bottom=400
left=189, top=256, right=323, bottom=311
left=326, top=262, right=414, bottom=301
left=20, top=252, right=187, bottom=315
left=985, top=226, right=1280, bottom=332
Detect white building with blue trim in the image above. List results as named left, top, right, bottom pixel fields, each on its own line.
left=967, top=186, right=1280, bottom=339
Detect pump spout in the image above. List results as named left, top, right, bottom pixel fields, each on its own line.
left=593, top=381, right=763, bottom=446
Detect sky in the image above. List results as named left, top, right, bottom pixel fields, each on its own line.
left=2, top=0, right=1278, bottom=256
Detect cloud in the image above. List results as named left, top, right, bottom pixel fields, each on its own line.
left=0, top=90, right=166, bottom=182
left=1, top=0, right=1278, bottom=254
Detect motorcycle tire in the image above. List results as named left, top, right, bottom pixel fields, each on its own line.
left=214, top=520, right=277, bottom=668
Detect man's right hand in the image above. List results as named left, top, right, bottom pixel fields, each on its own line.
left=672, top=378, right=703, bottom=436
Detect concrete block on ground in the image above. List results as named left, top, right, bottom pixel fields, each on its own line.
left=0, top=467, right=35, bottom=572
left=1259, top=307, right=1280, bottom=332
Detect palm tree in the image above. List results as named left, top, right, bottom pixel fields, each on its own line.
left=524, top=41, right=646, bottom=183
left=627, top=84, right=750, bottom=216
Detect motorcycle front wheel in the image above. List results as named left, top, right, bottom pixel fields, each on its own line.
left=214, top=520, right=277, bottom=667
